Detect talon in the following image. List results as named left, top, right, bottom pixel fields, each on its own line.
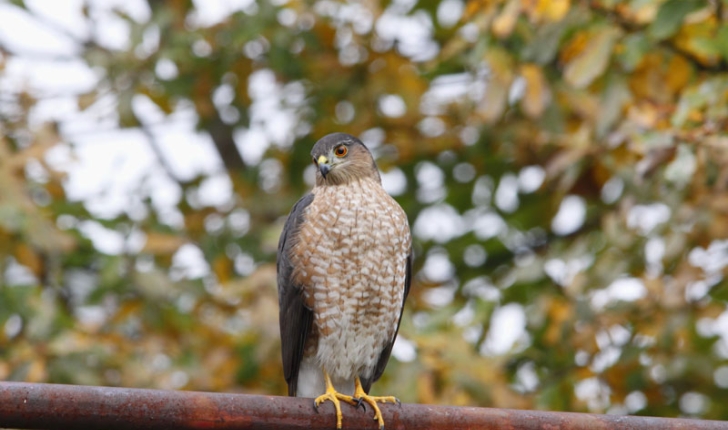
left=351, top=377, right=398, bottom=430
left=355, top=397, right=367, bottom=411
left=312, top=371, right=361, bottom=429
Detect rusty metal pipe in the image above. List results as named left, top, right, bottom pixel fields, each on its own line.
left=0, top=382, right=726, bottom=430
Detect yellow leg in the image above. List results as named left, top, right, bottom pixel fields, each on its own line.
left=313, top=370, right=358, bottom=429
left=353, top=377, right=400, bottom=430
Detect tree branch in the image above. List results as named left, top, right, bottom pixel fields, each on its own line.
left=205, top=114, right=247, bottom=173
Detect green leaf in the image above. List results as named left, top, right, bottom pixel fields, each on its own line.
left=717, top=26, right=728, bottom=60
left=648, top=0, right=706, bottom=41
left=618, top=33, right=650, bottom=72
left=664, top=144, right=696, bottom=188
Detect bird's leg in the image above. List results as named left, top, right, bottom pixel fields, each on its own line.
left=352, top=377, right=400, bottom=430
left=313, top=370, right=358, bottom=429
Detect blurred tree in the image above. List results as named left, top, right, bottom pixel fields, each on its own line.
left=1, top=0, right=728, bottom=420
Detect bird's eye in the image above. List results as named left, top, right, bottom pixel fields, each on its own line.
left=334, top=145, right=348, bottom=157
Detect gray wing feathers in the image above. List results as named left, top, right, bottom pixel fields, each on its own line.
left=277, top=193, right=315, bottom=396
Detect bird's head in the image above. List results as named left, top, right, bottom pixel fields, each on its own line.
left=311, top=133, right=380, bottom=186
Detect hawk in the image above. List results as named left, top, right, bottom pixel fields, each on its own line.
left=277, top=133, right=412, bottom=429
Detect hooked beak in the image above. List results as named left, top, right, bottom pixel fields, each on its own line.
left=317, top=155, right=330, bottom=179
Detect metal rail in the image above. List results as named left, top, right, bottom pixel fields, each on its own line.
left=0, top=381, right=725, bottom=429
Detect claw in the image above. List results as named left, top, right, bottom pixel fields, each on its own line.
left=354, top=397, right=367, bottom=411
left=352, top=377, right=398, bottom=430
left=313, top=371, right=360, bottom=429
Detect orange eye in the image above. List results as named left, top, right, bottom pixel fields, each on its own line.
left=334, top=145, right=348, bottom=157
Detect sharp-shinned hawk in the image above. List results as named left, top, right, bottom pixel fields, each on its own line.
left=277, top=133, right=412, bottom=429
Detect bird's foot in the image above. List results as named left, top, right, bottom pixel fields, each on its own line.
left=313, top=381, right=358, bottom=429
left=352, top=394, right=399, bottom=430
left=352, top=377, right=399, bottom=430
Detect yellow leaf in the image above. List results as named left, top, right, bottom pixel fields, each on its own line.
left=4, top=124, right=60, bottom=171
left=674, top=16, right=721, bottom=67
left=539, top=0, right=570, bottom=21
left=14, top=243, right=43, bottom=277
left=26, top=358, right=47, bottom=382
left=477, top=47, right=515, bottom=123
left=213, top=255, right=233, bottom=284
left=140, top=86, right=174, bottom=114
left=492, top=0, right=521, bottom=38
left=665, top=55, right=692, bottom=95
left=77, top=91, right=97, bottom=111
left=563, top=26, right=621, bottom=89
left=463, top=0, right=490, bottom=20
left=624, top=2, right=659, bottom=25
left=710, top=194, right=728, bottom=213
left=142, top=233, right=187, bottom=255
left=417, top=371, right=436, bottom=404
left=544, top=297, right=572, bottom=345
left=523, top=0, right=570, bottom=22
left=628, top=52, right=675, bottom=103
left=560, top=30, right=589, bottom=64
left=519, top=63, right=549, bottom=118
left=45, top=181, right=66, bottom=200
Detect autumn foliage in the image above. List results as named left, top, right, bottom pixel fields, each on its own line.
left=1, top=0, right=728, bottom=420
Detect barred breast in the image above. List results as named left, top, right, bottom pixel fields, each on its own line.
left=291, top=177, right=411, bottom=385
